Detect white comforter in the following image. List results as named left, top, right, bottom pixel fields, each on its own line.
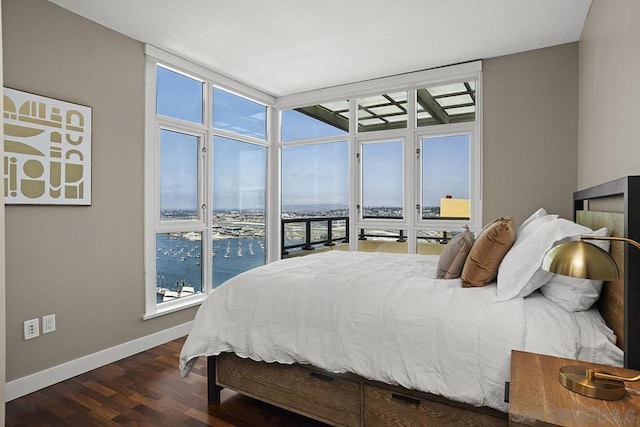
left=180, top=251, right=581, bottom=412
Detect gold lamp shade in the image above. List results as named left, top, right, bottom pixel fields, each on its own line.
left=541, top=239, right=619, bottom=281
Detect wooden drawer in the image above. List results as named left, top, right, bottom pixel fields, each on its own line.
left=216, top=353, right=361, bottom=427
left=363, top=385, right=507, bottom=427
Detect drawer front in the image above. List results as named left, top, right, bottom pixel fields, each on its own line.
left=364, top=385, right=507, bottom=427
left=217, top=353, right=360, bottom=427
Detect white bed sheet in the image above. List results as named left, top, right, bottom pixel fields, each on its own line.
left=180, top=251, right=601, bottom=412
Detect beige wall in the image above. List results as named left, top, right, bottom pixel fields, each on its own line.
left=483, top=43, right=579, bottom=225
left=578, top=0, right=640, bottom=189
left=1, top=0, right=6, bottom=420
left=3, top=0, right=198, bottom=381
left=3, top=0, right=581, bottom=383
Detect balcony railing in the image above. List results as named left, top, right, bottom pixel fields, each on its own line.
left=358, top=229, right=407, bottom=241
left=359, top=230, right=452, bottom=244
left=281, top=216, right=349, bottom=256
left=282, top=216, right=456, bottom=256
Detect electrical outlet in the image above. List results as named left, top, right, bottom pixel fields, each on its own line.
left=42, top=314, right=56, bottom=334
left=24, top=319, right=39, bottom=340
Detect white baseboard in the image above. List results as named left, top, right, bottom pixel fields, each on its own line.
left=5, top=321, right=193, bottom=402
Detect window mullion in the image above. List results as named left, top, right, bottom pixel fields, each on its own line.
left=406, top=90, right=417, bottom=255
left=267, top=106, right=280, bottom=264
left=348, top=98, right=358, bottom=251
left=201, top=130, right=212, bottom=295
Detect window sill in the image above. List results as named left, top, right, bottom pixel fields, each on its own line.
left=143, top=293, right=206, bottom=320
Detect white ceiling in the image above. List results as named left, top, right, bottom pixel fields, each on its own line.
left=49, top=0, right=592, bottom=98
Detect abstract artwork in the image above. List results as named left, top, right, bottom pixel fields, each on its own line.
left=3, top=88, right=92, bottom=205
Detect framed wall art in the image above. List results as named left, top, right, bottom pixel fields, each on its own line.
left=3, top=87, right=92, bottom=205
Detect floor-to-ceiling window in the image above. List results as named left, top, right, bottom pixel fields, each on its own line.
left=145, top=47, right=481, bottom=317
left=144, top=48, right=272, bottom=317
left=280, top=101, right=350, bottom=257
left=211, top=135, right=266, bottom=287
left=278, top=66, right=481, bottom=258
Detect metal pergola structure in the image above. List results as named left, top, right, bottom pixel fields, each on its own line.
left=294, top=81, right=476, bottom=133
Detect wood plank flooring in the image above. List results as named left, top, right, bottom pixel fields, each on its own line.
left=6, top=337, right=327, bottom=426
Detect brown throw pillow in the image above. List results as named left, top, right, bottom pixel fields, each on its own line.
left=461, top=216, right=516, bottom=287
left=436, top=228, right=473, bottom=279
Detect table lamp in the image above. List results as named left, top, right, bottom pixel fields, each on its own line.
left=541, top=235, right=640, bottom=400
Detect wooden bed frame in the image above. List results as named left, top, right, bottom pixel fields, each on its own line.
left=205, top=176, right=640, bottom=426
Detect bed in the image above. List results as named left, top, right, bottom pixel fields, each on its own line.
left=179, top=176, right=640, bottom=427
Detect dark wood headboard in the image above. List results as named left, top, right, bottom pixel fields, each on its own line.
left=573, top=176, right=640, bottom=369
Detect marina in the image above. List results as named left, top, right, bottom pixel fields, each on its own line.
left=156, top=231, right=266, bottom=303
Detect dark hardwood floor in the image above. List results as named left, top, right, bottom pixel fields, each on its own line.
left=6, top=337, right=327, bottom=426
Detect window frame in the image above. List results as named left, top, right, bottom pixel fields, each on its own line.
left=144, top=47, right=274, bottom=319
left=277, top=65, right=482, bottom=255
left=415, top=123, right=480, bottom=232
left=156, top=125, right=207, bottom=227
left=357, top=137, right=406, bottom=222
left=277, top=99, right=354, bottom=259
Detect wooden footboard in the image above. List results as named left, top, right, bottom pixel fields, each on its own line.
left=209, top=353, right=507, bottom=427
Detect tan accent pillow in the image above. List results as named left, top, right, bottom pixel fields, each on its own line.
left=436, top=229, right=473, bottom=279
left=461, top=217, right=516, bottom=287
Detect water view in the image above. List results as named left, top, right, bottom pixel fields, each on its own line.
left=156, top=204, right=451, bottom=303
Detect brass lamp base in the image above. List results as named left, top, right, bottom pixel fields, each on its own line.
left=559, top=365, right=626, bottom=400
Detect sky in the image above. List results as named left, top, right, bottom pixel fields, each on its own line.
left=157, top=65, right=470, bottom=212
left=281, top=140, right=349, bottom=208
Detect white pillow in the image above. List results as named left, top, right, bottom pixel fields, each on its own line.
left=517, top=208, right=551, bottom=235
left=540, top=227, right=610, bottom=311
left=496, top=217, right=595, bottom=301
left=516, top=212, right=558, bottom=241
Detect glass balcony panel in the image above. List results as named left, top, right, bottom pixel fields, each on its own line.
left=284, top=222, right=305, bottom=248
left=358, top=228, right=408, bottom=254
left=331, top=219, right=348, bottom=241
left=282, top=218, right=349, bottom=258
left=416, top=230, right=461, bottom=255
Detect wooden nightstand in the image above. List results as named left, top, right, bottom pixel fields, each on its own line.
left=509, top=350, right=640, bottom=426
